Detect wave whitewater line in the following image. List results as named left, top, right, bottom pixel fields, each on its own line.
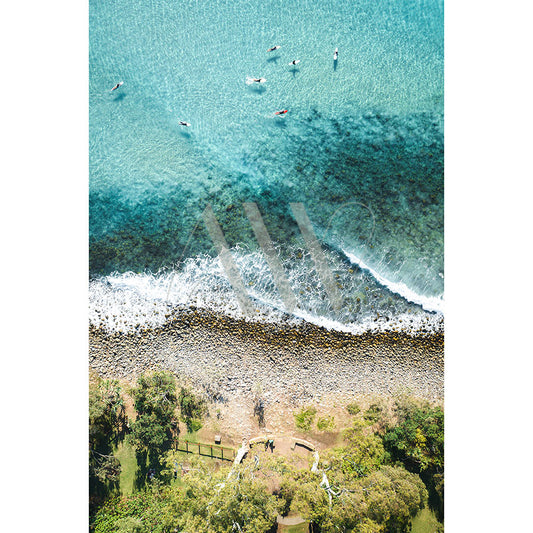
left=342, top=250, right=444, bottom=314
left=89, top=247, right=443, bottom=336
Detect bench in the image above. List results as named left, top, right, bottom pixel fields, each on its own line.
left=290, top=438, right=315, bottom=451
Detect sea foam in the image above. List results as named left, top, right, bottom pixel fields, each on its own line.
left=90, top=247, right=443, bottom=335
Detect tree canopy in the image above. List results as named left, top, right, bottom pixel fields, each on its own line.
left=89, top=378, right=126, bottom=512
left=383, top=397, right=444, bottom=520
left=130, top=372, right=178, bottom=456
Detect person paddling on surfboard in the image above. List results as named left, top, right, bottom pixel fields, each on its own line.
left=274, top=109, right=288, bottom=115
left=110, top=81, right=124, bottom=92
left=289, top=60, right=300, bottom=66
left=246, top=76, right=266, bottom=85
left=178, top=121, right=191, bottom=127
left=267, top=45, right=281, bottom=52
left=333, top=48, right=338, bottom=61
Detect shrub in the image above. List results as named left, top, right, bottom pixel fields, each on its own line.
left=187, top=418, right=203, bottom=433
left=294, top=406, right=317, bottom=431
left=316, top=415, right=336, bottom=432
left=364, top=403, right=383, bottom=423
left=346, top=402, right=360, bottom=416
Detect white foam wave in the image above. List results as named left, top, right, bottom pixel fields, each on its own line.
left=342, top=250, right=444, bottom=314
left=89, top=247, right=443, bottom=335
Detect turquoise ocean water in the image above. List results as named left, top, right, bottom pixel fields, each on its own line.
left=89, top=0, right=444, bottom=334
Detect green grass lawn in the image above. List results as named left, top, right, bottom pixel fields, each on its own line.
left=411, top=507, right=443, bottom=533
left=181, top=429, right=200, bottom=443
left=113, top=430, right=222, bottom=496
left=114, top=439, right=138, bottom=495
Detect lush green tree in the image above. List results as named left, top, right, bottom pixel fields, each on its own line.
left=280, top=469, right=330, bottom=527
left=363, top=466, right=427, bottom=532
left=280, top=463, right=426, bottom=533
left=169, top=453, right=283, bottom=532
left=131, top=412, right=170, bottom=451
left=383, top=397, right=444, bottom=520
left=331, top=420, right=389, bottom=478
left=132, top=372, right=177, bottom=420
left=130, top=371, right=177, bottom=459
left=384, top=399, right=444, bottom=472
left=178, top=386, right=207, bottom=432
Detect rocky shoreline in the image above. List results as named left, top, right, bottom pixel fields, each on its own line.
left=89, top=309, right=443, bottom=403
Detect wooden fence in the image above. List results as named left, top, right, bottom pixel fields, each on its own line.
left=175, top=439, right=236, bottom=461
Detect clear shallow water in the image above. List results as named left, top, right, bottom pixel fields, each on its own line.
left=89, top=0, right=444, bottom=334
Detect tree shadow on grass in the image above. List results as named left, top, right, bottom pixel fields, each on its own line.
left=134, top=438, right=175, bottom=491
left=134, top=449, right=149, bottom=491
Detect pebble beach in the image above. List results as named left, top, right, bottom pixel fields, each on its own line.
left=89, top=309, right=443, bottom=404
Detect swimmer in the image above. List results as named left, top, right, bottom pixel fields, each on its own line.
left=289, top=60, right=301, bottom=66
left=110, top=81, right=124, bottom=92
left=274, top=109, right=288, bottom=115
left=267, top=45, right=281, bottom=52
left=179, top=121, right=191, bottom=127
left=333, top=48, right=338, bottom=61
left=246, top=76, right=267, bottom=85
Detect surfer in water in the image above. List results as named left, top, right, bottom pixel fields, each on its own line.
left=289, top=60, right=300, bottom=66
left=267, top=45, right=281, bottom=52
left=179, top=121, right=191, bottom=127
left=246, top=77, right=267, bottom=85
left=110, top=81, right=124, bottom=92
left=333, top=48, right=338, bottom=61
left=274, top=109, right=288, bottom=116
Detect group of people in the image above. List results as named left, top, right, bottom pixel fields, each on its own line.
left=109, top=45, right=338, bottom=127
